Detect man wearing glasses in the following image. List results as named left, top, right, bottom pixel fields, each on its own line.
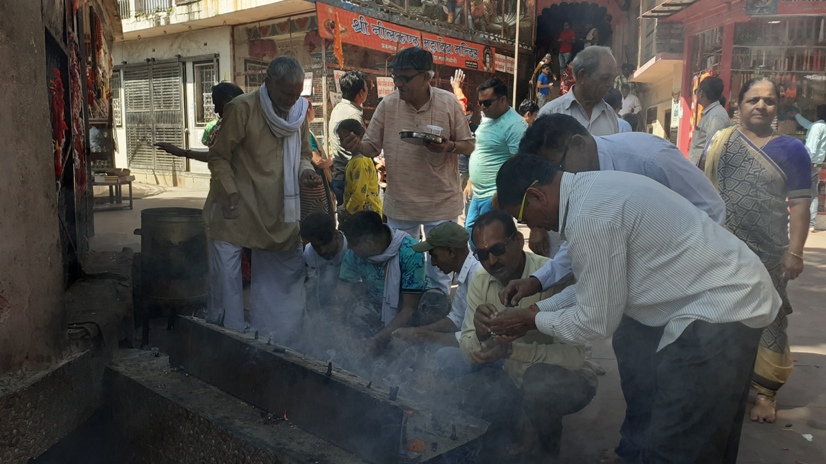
left=340, top=47, right=475, bottom=292
left=488, top=155, right=779, bottom=464
left=466, top=77, right=528, bottom=244
left=458, top=209, right=596, bottom=460
left=504, top=114, right=726, bottom=304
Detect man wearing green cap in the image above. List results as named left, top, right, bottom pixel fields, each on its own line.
left=340, top=47, right=475, bottom=295
left=393, top=221, right=481, bottom=348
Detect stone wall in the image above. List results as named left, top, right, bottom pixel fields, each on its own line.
left=0, top=0, right=66, bottom=373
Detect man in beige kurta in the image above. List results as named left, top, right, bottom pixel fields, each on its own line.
left=205, top=57, right=319, bottom=346
left=341, top=47, right=475, bottom=291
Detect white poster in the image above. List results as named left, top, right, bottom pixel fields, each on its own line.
left=302, top=72, right=314, bottom=96
left=329, top=91, right=342, bottom=108
left=494, top=53, right=508, bottom=73
left=376, top=77, right=395, bottom=98
left=506, top=56, right=516, bottom=75
left=334, top=70, right=345, bottom=93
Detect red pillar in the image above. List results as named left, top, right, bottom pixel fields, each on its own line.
left=677, top=35, right=694, bottom=156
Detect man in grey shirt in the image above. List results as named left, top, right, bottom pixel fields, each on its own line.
left=688, top=76, right=730, bottom=165
left=328, top=70, right=367, bottom=205
left=537, top=46, right=619, bottom=136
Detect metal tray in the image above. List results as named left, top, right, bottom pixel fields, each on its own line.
left=399, top=130, right=445, bottom=145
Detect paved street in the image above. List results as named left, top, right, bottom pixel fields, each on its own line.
left=92, top=184, right=826, bottom=463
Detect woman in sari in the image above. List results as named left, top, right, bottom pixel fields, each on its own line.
left=700, top=77, right=811, bottom=423
left=300, top=98, right=336, bottom=219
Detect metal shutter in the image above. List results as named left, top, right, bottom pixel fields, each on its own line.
left=122, top=62, right=185, bottom=173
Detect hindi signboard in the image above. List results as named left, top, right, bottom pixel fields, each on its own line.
left=421, top=32, right=495, bottom=72
left=376, top=77, right=395, bottom=98
left=317, top=4, right=421, bottom=54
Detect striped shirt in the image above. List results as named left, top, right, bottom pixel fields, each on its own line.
left=537, top=85, right=619, bottom=136
left=534, top=171, right=779, bottom=351
left=531, top=132, right=727, bottom=288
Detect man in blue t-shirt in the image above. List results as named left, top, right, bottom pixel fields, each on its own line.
left=336, top=211, right=429, bottom=354
left=536, top=64, right=553, bottom=108
left=467, top=78, right=528, bottom=244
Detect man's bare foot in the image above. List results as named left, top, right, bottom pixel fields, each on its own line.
left=750, top=394, right=777, bottom=423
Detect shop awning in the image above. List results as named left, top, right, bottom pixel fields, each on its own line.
left=641, top=0, right=699, bottom=19
left=633, top=53, right=683, bottom=84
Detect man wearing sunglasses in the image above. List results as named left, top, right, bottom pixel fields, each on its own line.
left=489, top=155, right=779, bottom=464
left=340, top=47, right=475, bottom=294
left=457, top=209, right=596, bottom=460
left=466, top=78, right=528, bottom=247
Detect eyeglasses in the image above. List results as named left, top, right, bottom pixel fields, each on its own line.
left=391, top=72, right=426, bottom=84
left=478, top=97, right=501, bottom=108
left=474, top=234, right=515, bottom=262
left=517, top=180, right=539, bottom=224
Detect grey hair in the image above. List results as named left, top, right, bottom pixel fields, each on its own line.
left=572, top=46, right=614, bottom=76
left=266, top=57, right=305, bottom=84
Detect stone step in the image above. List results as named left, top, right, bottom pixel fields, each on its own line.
left=105, top=349, right=367, bottom=464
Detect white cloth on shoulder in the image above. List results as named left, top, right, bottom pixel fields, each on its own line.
left=259, top=84, right=308, bottom=223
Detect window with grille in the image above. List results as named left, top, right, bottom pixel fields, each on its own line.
left=194, top=61, right=217, bottom=125
left=112, top=70, right=122, bottom=126
left=244, top=59, right=268, bottom=92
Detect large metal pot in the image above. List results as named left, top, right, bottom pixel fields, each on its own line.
left=134, top=207, right=207, bottom=320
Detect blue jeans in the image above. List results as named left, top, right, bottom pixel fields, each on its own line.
left=465, top=196, right=494, bottom=249
left=559, top=52, right=572, bottom=71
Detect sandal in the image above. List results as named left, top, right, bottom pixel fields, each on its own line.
left=750, top=394, right=777, bottom=423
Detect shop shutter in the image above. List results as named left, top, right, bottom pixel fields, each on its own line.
left=122, top=62, right=185, bottom=173
left=150, top=63, right=185, bottom=173
left=123, top=66, right=154, bottom=170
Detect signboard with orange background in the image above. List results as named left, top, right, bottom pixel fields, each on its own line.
left=316, top=4, right=421, bottom=54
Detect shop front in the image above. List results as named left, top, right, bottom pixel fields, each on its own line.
left=669, top=0, right=826, bottom=155
left=231, top=2, right=522, bottom=154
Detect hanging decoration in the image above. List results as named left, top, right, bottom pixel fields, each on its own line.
left=48, top=68, right=68, bottom=179
left=333, top=11, right=345, bottom=68
left=69, top=31, right=87, bottom=197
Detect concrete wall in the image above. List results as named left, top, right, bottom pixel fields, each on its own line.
left=0, top=0, right=66, bottom=373
left=639, top=63, right=683, bottom=140
left=112, top=26, right=232, bottom=182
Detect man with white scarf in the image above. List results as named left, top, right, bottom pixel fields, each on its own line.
left=336, top=211, right=429, bottom=354
left=206, top=57, right=321, bottom=346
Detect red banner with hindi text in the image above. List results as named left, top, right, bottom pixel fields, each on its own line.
left=420, top=32, right=495, bottom=72
left=316, top=4, right=421, bottom=54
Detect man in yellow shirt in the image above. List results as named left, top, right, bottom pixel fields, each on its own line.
left=205, top=57, right=321, bottom=347
left=459, top=209, right=596, bottom=460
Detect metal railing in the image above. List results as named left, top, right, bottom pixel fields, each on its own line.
left=118, top=0, right=174, bottom=18
left=118, top=0, right=130, bottom=19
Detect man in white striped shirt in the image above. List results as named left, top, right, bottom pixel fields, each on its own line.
left=502, top=114, right=726, bottom=306
left=487, top=155, right=779, bottom=464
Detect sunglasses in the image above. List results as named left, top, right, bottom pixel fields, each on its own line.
left=474, top=234, right=515, bottom=261
left=478, top=97, right=502, bottom=107
left=391, top=72, right=426, bottom=84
